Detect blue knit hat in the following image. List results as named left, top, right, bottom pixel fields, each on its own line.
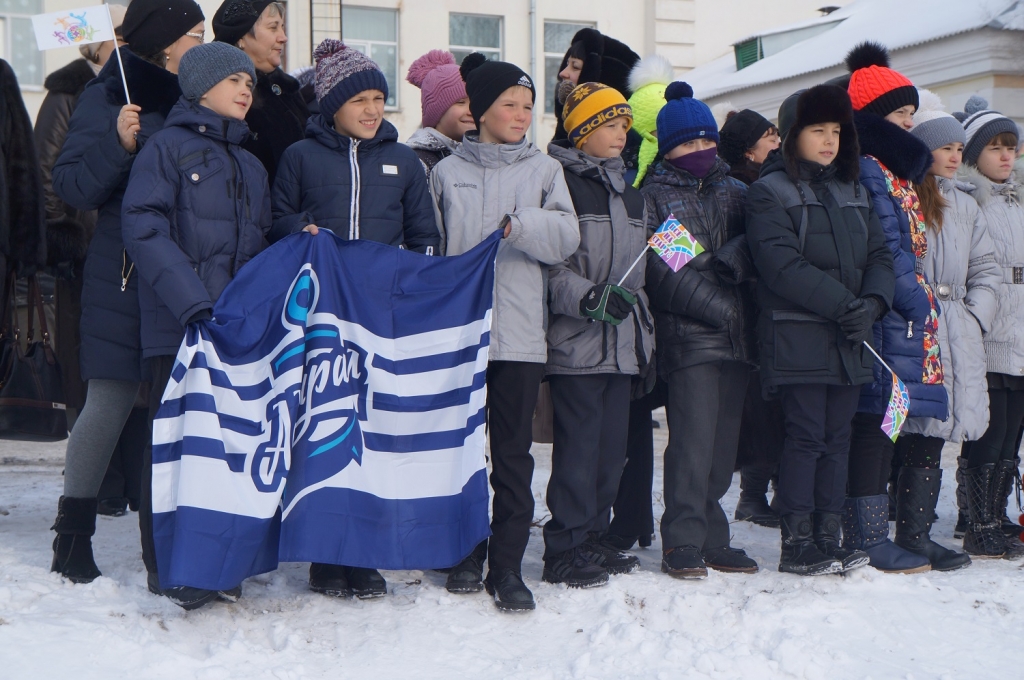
left=313, top=38, right=390, bottom=119
left=178, top=42, right=256, bottom=102
left=656, top=82, right=719, bottom=156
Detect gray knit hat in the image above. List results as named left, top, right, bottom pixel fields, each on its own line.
left=958, top=95, right=1018, bottom=165
left=179, top=42, right=256, bottom=102
left=313, top=38, right=389, bottom=118
left=910, top=89, right=965, bottom=152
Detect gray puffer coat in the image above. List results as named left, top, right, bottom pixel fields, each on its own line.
left=545, top=142, right=654, bottom=376
left=903, top=176, right=1001, bottom=442
left=959, top=159, right=1024, bottom=378
left=430, top=133, right=580, bottom=363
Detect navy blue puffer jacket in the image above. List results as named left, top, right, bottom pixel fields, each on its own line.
left=122, top=100, right=271, bottom=357
left=270, top=114, right=439, bottom=253
left=52, top=47, right=181, bottom=382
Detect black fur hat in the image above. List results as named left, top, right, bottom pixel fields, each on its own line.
left=781, top=84, right=860, bottom=182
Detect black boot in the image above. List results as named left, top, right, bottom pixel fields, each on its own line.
left=994, top=459, right=1023, bottom=538
left=51, top=496, right=102, bottom=584
left=308, top=563, right=352, bottom=598
left=146, top=573, right=218, bottom=610
left=543, top=547, right=609, bottom=588
left=345, top=567, right=388, bottom=598
left=582, top=534, right=640, bottom=575
left=954, top=456, right=968, bottom=539
left=893, top=468, right=971, bottom=571
left=734, top=493, right=780, bottom=528
left=963, top=463, right=1006, bottom=558
left=445, top=540, right=487, bottom=593
left=779, top=514, right=842, bottom=576
left=484, top=569, right=535, bottom=612
left=813, top=511, right=868, bottom=572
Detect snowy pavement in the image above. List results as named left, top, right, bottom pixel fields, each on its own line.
left=2, top=416, right=1023, bottom=680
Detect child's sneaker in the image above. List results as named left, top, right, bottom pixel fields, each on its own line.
left=543, top=547, right=609, bottom=588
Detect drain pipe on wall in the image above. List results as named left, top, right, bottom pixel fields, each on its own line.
left=529, top=0, right=537, bottom=145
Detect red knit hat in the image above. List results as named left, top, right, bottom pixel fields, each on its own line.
left=845, top=42, right=918, bottom=116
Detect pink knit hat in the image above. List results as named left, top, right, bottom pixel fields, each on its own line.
left=406, top=50, right=468, bottom=129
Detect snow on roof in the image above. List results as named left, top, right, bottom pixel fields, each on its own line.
left=687, top=0, right=1023, bottom=100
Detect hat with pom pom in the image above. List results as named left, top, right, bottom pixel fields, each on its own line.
left=459, top=53, right=535, bottom=126
left=313, top=38, right=389, bottom=119
left=656, top=82, right=718, bottom=156
left=910, top=89, right=965, bottom=152
left=627, top=54, right=674, bottom=186
left=407, top=50, right=467, bottom=129
left=957, top=94, right=1018, bottom=165
left=845, top=41, right=918, bottom=116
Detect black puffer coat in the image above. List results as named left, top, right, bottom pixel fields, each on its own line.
left=642, top=157, right=756, bottom=375
left=242, top=68, right=310, bottom=186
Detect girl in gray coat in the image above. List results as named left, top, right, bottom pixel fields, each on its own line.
left=894, top=92, right=1000, bottom=570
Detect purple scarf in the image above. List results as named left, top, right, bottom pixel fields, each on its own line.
left=668, top=147, right=718, bottom=178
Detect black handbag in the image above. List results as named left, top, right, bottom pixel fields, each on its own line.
left=0, top=273, right=68, bottom=441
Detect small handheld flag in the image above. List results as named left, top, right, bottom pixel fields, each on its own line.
left=862, top=341, right=910, bottom=442
left=616, top=213, right=705, bottom=286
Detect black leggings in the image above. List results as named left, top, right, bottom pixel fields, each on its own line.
left=847, top=412, right=893, bottom=497
left=962, top=387, right=1024, bottom=467
left=894, top=433, right=944, bottom=470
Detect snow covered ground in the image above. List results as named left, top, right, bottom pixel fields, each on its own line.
left=2, top=416, right=1022, bottom=680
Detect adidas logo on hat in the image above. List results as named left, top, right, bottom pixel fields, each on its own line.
left=518, top=75, right=532, bottom=88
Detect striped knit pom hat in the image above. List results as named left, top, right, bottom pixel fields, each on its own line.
left=313, top=38, right=389, bottom=119
left=910, top=89, right=965, bottom=152
left=956, top=95, right=1019, bottom=165
left=845, top=41, right=918, bottom=116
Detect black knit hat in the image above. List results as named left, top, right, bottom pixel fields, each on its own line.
left=460, top=53, right=536, bottom=125
left=213, top=0, right=273, bottom=46
left=122, top=0, right=205, bottom=58
left=718, top=109, right=774, bottom=165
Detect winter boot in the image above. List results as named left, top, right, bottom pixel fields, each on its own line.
left=734, top=493, right=780, bottom=528
left=703, top=545, right=759, bottom=574
left=994, top=459, right=1023, bottom=538
left=778, top=514, right=842, bottom=576
left=842, top=496, right=930, bottom=574
left=146, top=572, right=218, bottom=610
left=893, top=468, right=971, bottom=571
left=963, top=463, right=1007, bottom=558
left=954, top=456, right=968, bottom=539
left=813, top=511, right=869, bottom=572
left=308, top=563, right=353, bottom=598
left=50, top=496, right=102, bottom=584
left=345, top=567, right=388, bottom=598
left=661, top=545, right=708, bottom=579
left=484, top=569, right=535, bottom=612
left=543, top=547, right=609, bottom=588
left=582, top=534, right=639, bottom=575
left=445, top=540, right=487, bottom=593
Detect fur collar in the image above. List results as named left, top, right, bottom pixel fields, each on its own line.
left=44, top=58, right=96, bottom=96
left=854, top=110, right=932, bottom=184
left=97, top=47, right=181, bottom=117
left=957, top=158, right=1024, bottom=208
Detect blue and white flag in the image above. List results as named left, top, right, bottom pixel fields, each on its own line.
left=151, top=231, right=501, bottom=591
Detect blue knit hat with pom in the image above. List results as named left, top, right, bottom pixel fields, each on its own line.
left=656, top=82, right=719, bottom=156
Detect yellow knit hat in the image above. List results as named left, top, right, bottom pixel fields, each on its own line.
left=562, top=82, right=633, bottom=149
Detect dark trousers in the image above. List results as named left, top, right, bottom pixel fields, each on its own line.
left=543, top=374, right=631, bottom=558
left=607, top=382, right=665, bottom=539
left=777, top=383, right=860, bottom=514
left=962, top=387, right=1024, bottom=467
left=140, top=355, right=175, bottom=576
left=485, top=360, right=545, bottom=571
left=847, top=411, right=895, bottom=497
left=894, top=433, right=944, bottom=470
left=737, top=370, right=783, bottom=499
left=662, top=360, right=748, bottom=551
left=96, top=407, right=149, bottom=509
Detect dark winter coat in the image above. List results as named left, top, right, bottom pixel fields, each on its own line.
left=242, top=68, right=310, bottom=187
left=53, top=47, right=181, bottom=382
left=746, top=152, right=895, bottom=393
left=727, top=157, right=763, bottom=187
left=0, top=58, right=46, bottom=279
left=122, top=100, right=271, bottom=357
left=271, top=115, right=439, bottom=253
left=855, top=111, right=947, bottom=420
left=642, top=157, right=756, bottom=375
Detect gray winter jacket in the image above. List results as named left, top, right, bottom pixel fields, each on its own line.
left=959, top=159, right=1024, bottom=378
left=904, top=177, right=1001, bottom=442
left=405, top=127, right=458, bottom=178
left=545, top=143, right=654, bottom=376
left=431, top=133, right=580, bottom=363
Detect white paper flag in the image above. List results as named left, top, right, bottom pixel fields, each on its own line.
left=32, top=5, right=116, bottom=51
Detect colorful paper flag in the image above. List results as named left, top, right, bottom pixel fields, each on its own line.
left=881, top=372, right=910, bottom=442
left=649, top=213, right=705, bottom=272
left=32, top=6, right=115, bottom=51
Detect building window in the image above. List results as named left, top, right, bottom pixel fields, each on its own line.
left=543, top=21, right=594, bottom=114
left=341, top=5, right=398, bottom=109
left=449, top=13, right=501, bottom=65
left=733, top=37, right=763, bottom=70
left=4, top=0, right=44, bottom=87
left=310, top=0, right=341, bottom=55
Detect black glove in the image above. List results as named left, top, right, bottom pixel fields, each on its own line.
left=838, top=297, right=881, bottom=345
left=580, top=284, right=638, bottom=325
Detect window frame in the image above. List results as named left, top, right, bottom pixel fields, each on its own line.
left=542, top=19, right=595, bottom=115
left=5, top=1, right=46, bottom=89
left=448, top=12, right=503, bottom=64
left=340, top=5, right=400, bottom=111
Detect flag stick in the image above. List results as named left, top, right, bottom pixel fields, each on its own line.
left=862, top=340, right=898, bottom=378
left=106, top=5, right=130, bottom=105
left=616, top=244, right=649, bottom=287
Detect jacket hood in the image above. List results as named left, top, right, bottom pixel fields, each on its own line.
left=455, top=131, right=538, bottom=169
left=305, top=113, right=399, bottom=150
left=44, top=58, right=95, bottom=96
left=644, top=155, right=731, bottom=189
left=854, top=109, right=932, bottom=184
left=958, top=157, right=1024, bottom=208
left=164, top=98, right=252, bottom=146
left=95, top=46, right=181, bottom=117
left=406, top=127, right=459, bottom=155
left=759, top=148, right=787, bottom=178
left=547, top=141, right=627, bottom=193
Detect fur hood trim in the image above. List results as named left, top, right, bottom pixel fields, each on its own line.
left=854, top=109, right=932, bottom=184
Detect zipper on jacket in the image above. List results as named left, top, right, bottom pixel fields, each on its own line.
left=349, top=139, right=361, bottom=240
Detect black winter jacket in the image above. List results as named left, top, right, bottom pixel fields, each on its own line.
left=122, top=100, right=271, bottom=357
left=745, top=153, right=895, bottom=393
left=52, top=48, right=181, bottom=382
left=642, top=158, right=756, bottom=374
left=271, top=115, right=439, bottom=253
left=242, top=68, right=310, bottom=187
